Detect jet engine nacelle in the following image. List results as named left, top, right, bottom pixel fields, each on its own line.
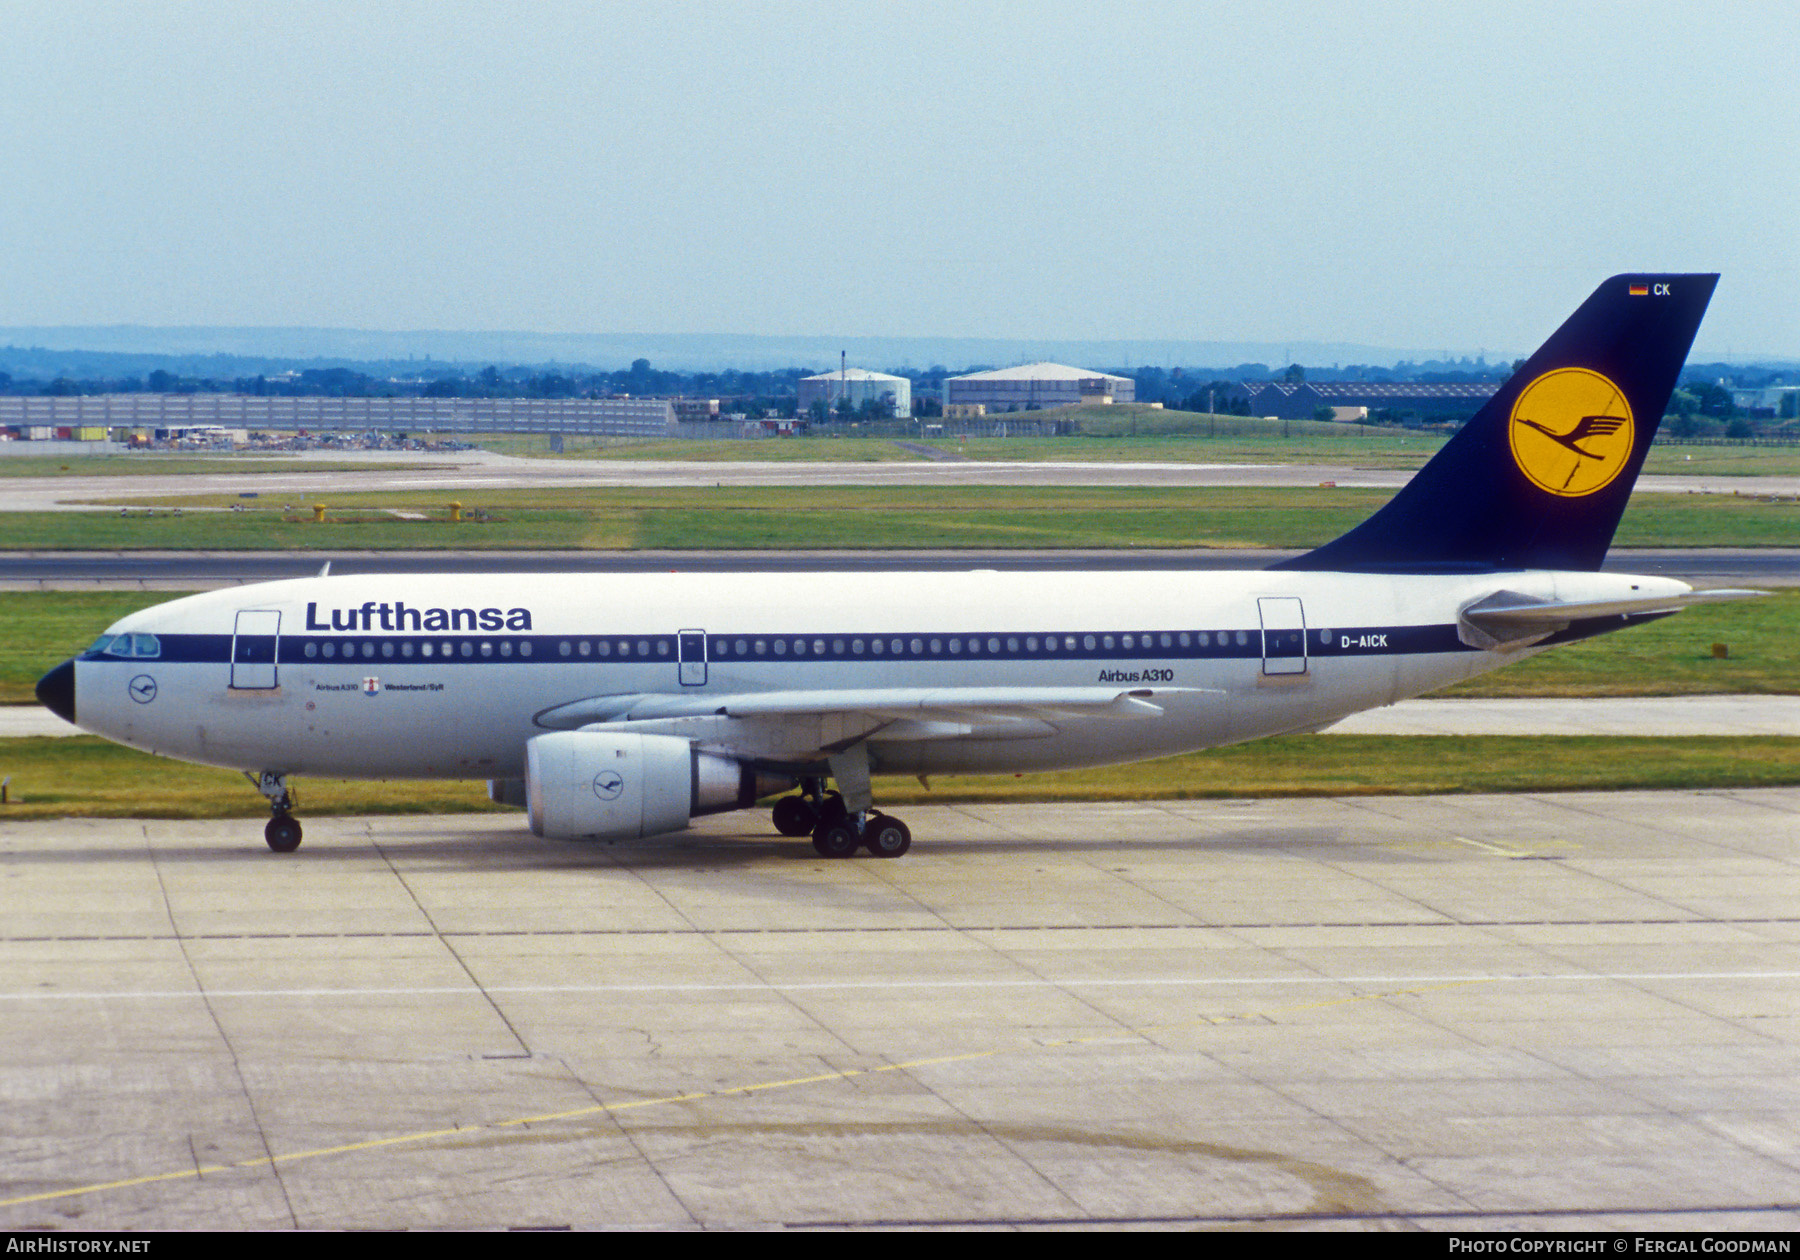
left=525, top=731, right=791, bottom=841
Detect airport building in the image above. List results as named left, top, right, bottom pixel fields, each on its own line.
left=1241, top=380, right=1499, bottom=421
left=0, top=393, right=676, bottom=439
left=1730, top=384, right=1800, bottom=418
left=943, top=363, right=1135, bottom=412
left=797, top=368, right=912, bottom=419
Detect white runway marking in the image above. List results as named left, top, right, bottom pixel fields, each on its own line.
left=1449, top=833, right=1538, bottom=857
left=6, top=970, right=1796, bottom=1003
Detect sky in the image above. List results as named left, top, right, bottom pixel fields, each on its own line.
left=0, top=1, right=1794, bottom=360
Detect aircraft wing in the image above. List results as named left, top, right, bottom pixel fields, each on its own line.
left=536, top=685, right=1215, bottom=730
left=1459, top=587, right=1766, bottom=651
left=533, top=687, right=1220, bottom=760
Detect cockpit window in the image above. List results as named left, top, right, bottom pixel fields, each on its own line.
left=92, top=633, right=161, bottom=659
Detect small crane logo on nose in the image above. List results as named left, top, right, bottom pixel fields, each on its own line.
left=128, top=675, right=158, bottom=704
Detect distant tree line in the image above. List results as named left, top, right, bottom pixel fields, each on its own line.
left=3, top=355, right=1794, bottom=437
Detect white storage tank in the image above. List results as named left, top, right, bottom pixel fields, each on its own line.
left=798, top=368, right=912, bottom=419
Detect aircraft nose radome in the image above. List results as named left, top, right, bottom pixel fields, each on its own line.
left=36, top=659, right=75, bottom=725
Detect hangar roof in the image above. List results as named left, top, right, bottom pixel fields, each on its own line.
left=800, top=368, right=909, bottom=382
left=948, top=362, right=1131, bottom=383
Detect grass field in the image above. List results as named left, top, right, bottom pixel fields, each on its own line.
left=475, top=407, right=1800, bottom=475
left=947, top=434, right=1800, bottom=477
left=0, top=453, right=427, bottom=477
left=477, top=433, right=928, bottom=462
left=17, top=483, right=1798, bottom=551
left=5, top=588, right=1795, bottom=706
left=476, top=410, right=1445, bottom=468
left=0, top=732, right=1795, bottom=822
left=9, top=421, right=1799, bottom=478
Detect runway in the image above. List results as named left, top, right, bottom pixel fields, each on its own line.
left=4, top=446, right=1800, bottom=511
left=0, top=453, right=1392, bottom=512
left=5, top=546, right=1798, bottom=587
left=2, top=793, right=1797, bottom=1229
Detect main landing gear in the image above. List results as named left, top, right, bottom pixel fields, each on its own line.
left=771, top=763, right=913, bottom=859
left=249, top=771, right=303, bottom=853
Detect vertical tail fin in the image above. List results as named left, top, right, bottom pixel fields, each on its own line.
left=1274, top=273, right=1718, bottom=573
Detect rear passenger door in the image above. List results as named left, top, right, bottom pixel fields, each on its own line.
left=1257, top=597, right=1307, bottom=676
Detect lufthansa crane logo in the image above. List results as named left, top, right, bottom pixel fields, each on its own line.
left=592, top=771, right=624, bottom=801
left=1508, top=367, right=1635, bottom=497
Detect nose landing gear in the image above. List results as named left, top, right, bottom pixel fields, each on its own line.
left=248, top=771, right=303, bottom=852
left=264, top=813, right=303, bottom=853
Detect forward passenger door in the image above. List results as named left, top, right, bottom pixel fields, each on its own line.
left=231, top=610, right=281, bottom=689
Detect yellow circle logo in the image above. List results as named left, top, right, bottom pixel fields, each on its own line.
left=1508, top=368, right=1635, bottom=497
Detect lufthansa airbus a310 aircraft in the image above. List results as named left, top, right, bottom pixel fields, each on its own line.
left=35, top=274, right=1759, bottom=858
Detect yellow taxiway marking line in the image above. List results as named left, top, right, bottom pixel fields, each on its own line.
left=0, top=977, right=1488, bottom=1210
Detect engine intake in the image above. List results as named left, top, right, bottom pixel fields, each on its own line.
left=525, top=731, right=790, bottom=840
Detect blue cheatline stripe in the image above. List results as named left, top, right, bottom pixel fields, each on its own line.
left=90, top=623, right=1502, bottom=668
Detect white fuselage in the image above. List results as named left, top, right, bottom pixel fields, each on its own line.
left=66, top=567, right=1684, bottom=782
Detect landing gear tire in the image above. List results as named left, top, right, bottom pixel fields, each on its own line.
left=772, top=795, right=818, bottom=837
left=862, top=814, right=911, bottom=858
left=250, top=772, right=301, bottom=853
left=811, top=818, right=862, bottom=859
left=265, top=814, right=303, bottom=853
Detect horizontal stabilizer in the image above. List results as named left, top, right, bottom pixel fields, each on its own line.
left=1459, top=587, right=1766, bottom=651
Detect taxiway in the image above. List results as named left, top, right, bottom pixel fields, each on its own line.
left=4, top=446, right=1800, bottom=511
left=2, top=792, right=1797, bottom=1230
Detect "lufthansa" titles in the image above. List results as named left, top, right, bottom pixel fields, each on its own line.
left=305, top=601, right=533, bottom=632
